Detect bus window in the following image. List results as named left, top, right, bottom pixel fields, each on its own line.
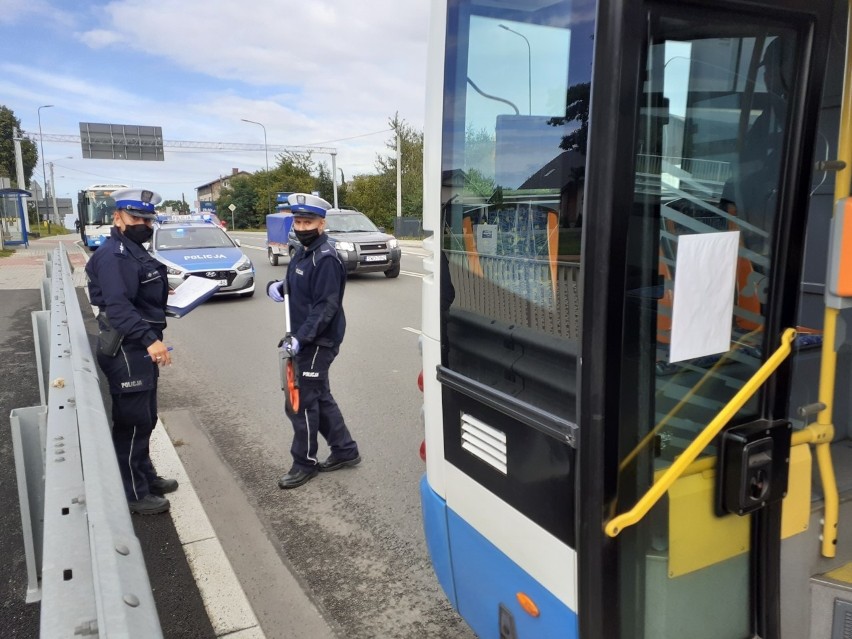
left=441, top=0, right=593, bottom=424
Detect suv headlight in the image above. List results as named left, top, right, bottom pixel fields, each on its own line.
left=235, top=255, right=253, bottom=271
left=387, top=238, right=399, bottom=249
left=166, top=266, right=185, bottom=276
left=334, top=241, right=356, bottom=252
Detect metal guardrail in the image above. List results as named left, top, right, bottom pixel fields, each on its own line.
left=10, top=244, right=163, bottom=637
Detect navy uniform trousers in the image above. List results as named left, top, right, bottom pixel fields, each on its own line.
left=289, top=345, right=358, bottom=472
left=98, top=346, right=161, bottom=501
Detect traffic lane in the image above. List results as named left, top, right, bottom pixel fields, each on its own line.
left=157, top=253, right=472, bottom=638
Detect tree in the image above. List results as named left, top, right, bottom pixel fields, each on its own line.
left=0, top=105, right=38, bottom=188
left=374, top=114, right=424, bottom=219
left=216, top=176, right=258, bottom=229
left=346, top=172, right=396, bottom=230
left=157, top=199, right=190, bottom=214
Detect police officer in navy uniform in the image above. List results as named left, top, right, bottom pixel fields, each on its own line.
left=86, top=188, right=178, bottom=514
left=268, top=193, right=361, bottom=489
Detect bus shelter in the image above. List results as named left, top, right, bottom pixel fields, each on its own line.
left=0, top=188, right=31, bottom=248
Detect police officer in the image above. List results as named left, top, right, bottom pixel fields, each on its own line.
left=86, top=188, right=178, bottom=515
left=268, top=193, right=361, bottom=489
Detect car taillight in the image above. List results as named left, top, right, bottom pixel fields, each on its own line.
left=419, top=439, right=426, bottom=462
left=417, top=370, right=423, bottom=392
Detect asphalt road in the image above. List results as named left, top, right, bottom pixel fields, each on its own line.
left=156, top=233, right=475, bottom=639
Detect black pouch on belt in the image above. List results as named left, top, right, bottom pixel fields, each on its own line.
left=97, top=311, right=124, bottom=357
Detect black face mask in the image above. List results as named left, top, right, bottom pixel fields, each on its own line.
left=123, top=224, right=153, bottom=245
left=294, top=228, right=321, bottom=246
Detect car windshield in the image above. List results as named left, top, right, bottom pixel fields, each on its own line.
left=155, top=226, right=234, bottom=250
left=326, top=213, right=379, bottom=233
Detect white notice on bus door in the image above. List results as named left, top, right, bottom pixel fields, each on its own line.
left=669, top=231, right=739, bottom=363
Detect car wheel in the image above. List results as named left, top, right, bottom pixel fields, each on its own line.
left=268, top=248, right=279, bottom=266
left=384, top=264, right=401, bottom=278
left=240, top=289, right=255, bottom=298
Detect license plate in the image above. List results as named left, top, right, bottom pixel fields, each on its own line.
left=217, top=279, right=227, bottom=286
left=364, top=255, right=387, bottom=262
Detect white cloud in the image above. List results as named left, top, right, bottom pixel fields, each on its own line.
left=4, top=0, right=430, bottom=202
left=78, top=29, right=122, bottom=48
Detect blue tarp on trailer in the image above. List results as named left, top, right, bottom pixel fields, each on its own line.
left=266, top=212, right=293, bottom=244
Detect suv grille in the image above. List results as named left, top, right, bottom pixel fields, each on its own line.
left=359, top=242, right=387, bottom=251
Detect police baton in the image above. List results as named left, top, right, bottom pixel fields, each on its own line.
left=277, top=273, right=300, bottom=414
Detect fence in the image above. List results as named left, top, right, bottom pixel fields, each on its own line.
left=10, top=244, right=162, bottom=638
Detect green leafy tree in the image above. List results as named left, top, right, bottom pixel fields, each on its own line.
left=0, top=105, right=38, bottom=188
left=216, top=176, right=258, bottom=229
left=374, top=114, right=424, bottom=219
left=345, top=115, right=424, bottom=230
left=269, top=151, right=316, bottom=197
left=157, top=199, right=190, bottom=214
left=346, top=172, right=396, bottom=230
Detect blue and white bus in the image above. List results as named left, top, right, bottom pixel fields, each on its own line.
left=419, top=0, right=852, bottom=637
left=76, top=184, right=128, bottom=250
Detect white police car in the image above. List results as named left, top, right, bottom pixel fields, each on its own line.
left=150, top=215, right=255, bottom=297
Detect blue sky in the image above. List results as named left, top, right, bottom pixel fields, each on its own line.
left=0, top=0, right=430, bottom=204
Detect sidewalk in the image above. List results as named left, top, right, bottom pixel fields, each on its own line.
left=0, top=234, right=257, bottom=638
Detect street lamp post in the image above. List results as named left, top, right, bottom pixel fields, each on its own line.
left=241, top=118, right=272, bottom=216
left=37, top=104, right=54, bottom=223
left=499, top=25, right=531, bottom=115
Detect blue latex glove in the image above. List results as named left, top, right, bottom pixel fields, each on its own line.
left=267, top=281, right=284, bottom=302
left=282, top=336, right=300, bottom=356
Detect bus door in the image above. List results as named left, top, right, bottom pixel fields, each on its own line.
left=580, top=1, right=832, bottom=637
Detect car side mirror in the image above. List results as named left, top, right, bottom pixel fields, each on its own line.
left=234, top=238, right=241, bottom=247
left=378, top=227, right=386, bottom=233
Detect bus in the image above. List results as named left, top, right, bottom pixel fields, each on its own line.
left=76, top=184, right=128, bottom=249
left=418, top=0, right=852, bottom=637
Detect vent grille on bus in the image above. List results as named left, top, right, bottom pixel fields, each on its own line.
left=461, top=413, right=507, bottom=474
left=832, top=598, right=852, bottom=639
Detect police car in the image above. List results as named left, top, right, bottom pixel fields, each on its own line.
left=287, top=208, right=402, bottom=278
left=150, top=214, right=255, bottom=297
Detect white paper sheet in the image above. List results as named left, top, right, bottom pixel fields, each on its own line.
left=669, top=231, right=740, bottom=363
left=167, top=276, right=220, bottom=311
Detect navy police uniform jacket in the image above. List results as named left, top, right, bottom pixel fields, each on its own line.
left=86, top=226, right=168, bottom=393
left=286, top=233, right=346, bottom=348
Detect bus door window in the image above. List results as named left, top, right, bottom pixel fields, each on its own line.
left=616, top=16, right=798, bottom=639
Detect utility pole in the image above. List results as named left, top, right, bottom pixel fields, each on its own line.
left=331, top=152, right=339, bottom=208
left=12, top=127, right=30, bottom=233
left=396, top=132, right=402, bottom=219
left=49, top=162, right=59, bottom=224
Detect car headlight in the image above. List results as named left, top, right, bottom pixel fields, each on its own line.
left=334, top=241, right=356, bottom=252
left=387, top=238, right=399, bottom=249
left=235, top=255, right=253, bottom=271
left=166, top=266, right=185, bottom=276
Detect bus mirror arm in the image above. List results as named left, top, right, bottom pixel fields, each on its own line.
left=604, top=328, right=797, bottom=538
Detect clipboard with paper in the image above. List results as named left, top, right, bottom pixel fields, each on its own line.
left=166, top=276, right=221, bottom=318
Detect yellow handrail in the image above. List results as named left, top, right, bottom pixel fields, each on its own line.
left=605, top=328, right=797, bottom=538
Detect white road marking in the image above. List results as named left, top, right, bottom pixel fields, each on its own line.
left=402, top=327, right=422, bottom=335
left=401, top=270, right=424, bottom=278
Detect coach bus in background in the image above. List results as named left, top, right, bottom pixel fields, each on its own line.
left=419, top=0, right=852, bottom=637
left=76, top=184, right=128, bottom=250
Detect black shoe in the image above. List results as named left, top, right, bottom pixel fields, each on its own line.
left=129, top=494, right=170, bottom=515
left=277, top=467, right=319, bottom=489
left=149, top=476, right=178, bottom=495
left=319, top=454, right=361, bottom=472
